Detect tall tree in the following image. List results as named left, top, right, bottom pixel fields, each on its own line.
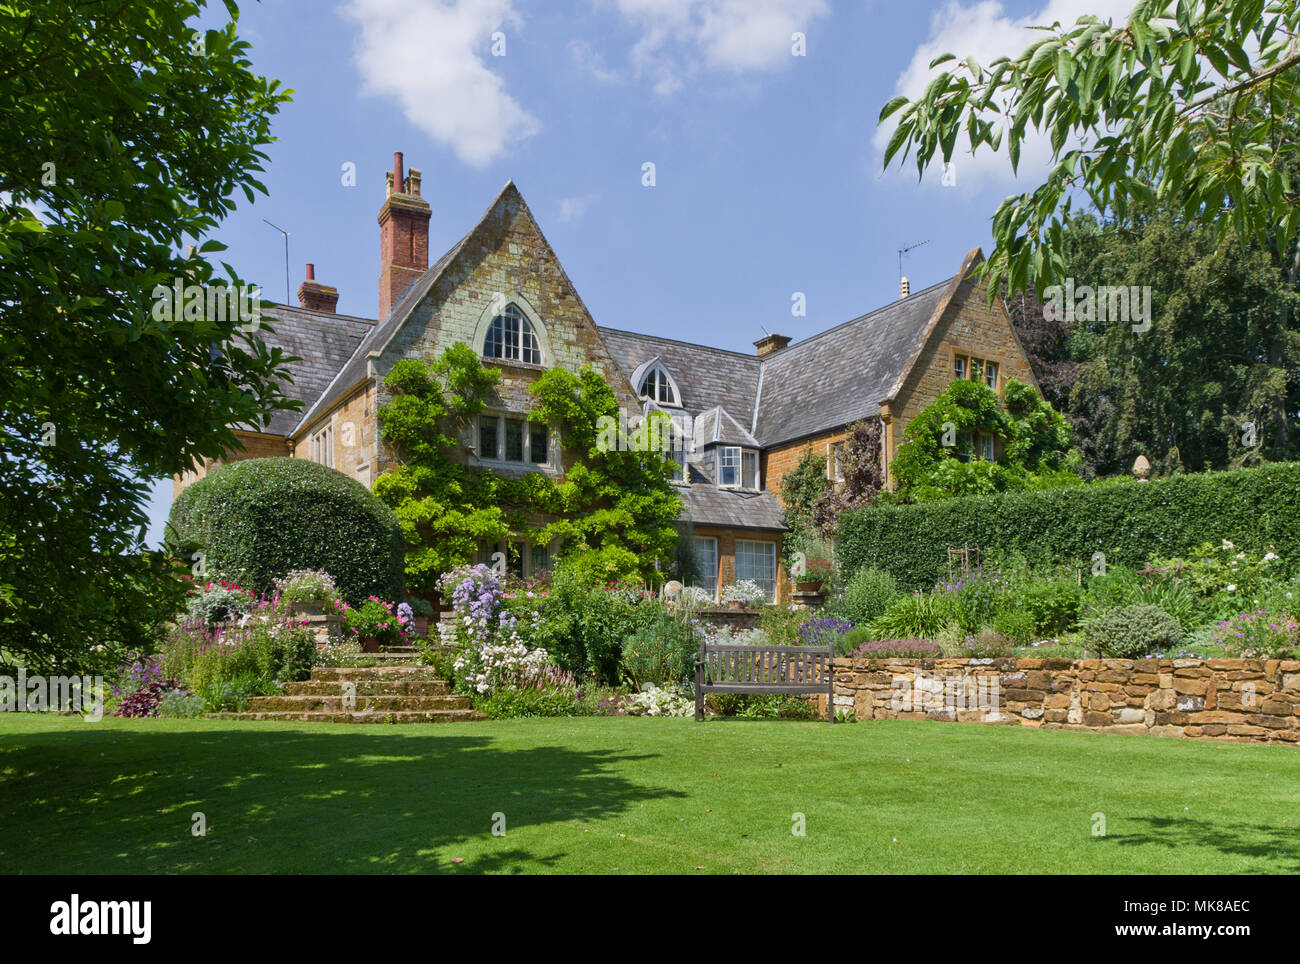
left=0, top=2, right=293, bottom=667
left=881, top=0, right=1300, bottom=297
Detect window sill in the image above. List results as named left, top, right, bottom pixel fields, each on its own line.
left=482, top=357, right=547, bottom=373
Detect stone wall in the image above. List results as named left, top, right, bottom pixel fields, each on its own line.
left=831, top=656, right=1300, bottom=745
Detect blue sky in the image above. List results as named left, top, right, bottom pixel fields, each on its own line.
left=144, top=0, right=1136, bottom=542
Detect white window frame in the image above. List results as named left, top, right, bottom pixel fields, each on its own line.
left=827, top=441, right=845, bottom=482
left=952, top=355, right=966, bottom=381
left=483, top=303, right=542, bottom=365
left=735, top=539, right=777, bottom=602
left=978, top=433, right=996, bottom=462
left=718, top=446, right=741, bottom=488
left=477, top=413, right=553, bottom=467
left=638, top=364, right=679, bottom=406
left=309, top=424, right=334, bottom=469
left=693, top=536, right=718, bottom=601
left=983, top=360, right=999, bottom=390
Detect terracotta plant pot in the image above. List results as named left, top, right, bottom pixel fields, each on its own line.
left=360, top=635, right=380, bottom=653
left=727, top=599, right=745, bottom=610
left=796, top=581, right=825, bottom=594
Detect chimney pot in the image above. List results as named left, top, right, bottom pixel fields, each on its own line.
left=393, top=151, right=405, bottom=193
left=753, top=333, right=792, bottom=357
left=900, top=276, right=910, bottom=299
left=297, top=263, right=338, bottom=313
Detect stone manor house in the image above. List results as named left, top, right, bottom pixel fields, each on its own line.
left=175, top=152, right=1037, bottom=603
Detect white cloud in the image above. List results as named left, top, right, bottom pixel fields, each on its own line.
left=611, top=0, right=830, bottom=96
left=343, top=0, right=540, bottom=167
left=557, top=195, right=597, bottom=222
left=568, top=38, right=621, bottom=83
left=874, top=0, right=1136, bottom=192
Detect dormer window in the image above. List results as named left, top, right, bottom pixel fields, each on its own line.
left=637, top=363, right=679, bottom=406
left=718, top=446, right=759, bottom=490
left=483, top=303, right=541, bottom=365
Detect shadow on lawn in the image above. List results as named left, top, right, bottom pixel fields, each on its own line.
left=1106, top=815, right=1300, bottom=872
left=0, top=724, right=684, bottom=874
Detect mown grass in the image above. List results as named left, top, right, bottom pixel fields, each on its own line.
left=1, top=713, right=1296, bottom=874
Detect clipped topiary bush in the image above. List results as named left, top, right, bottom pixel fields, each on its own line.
left=167, top=458, right=404, bottom=604
left=1085, top=604, right=1185, bottom=658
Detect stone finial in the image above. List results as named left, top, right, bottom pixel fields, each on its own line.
left=664, top=580, right=683, bottom=596
left=1132, top=454, right=1151, bottom=481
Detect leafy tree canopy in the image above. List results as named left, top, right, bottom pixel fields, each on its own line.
left=0, top=1, right=293, bottom=665
left=881, top=0, right=1300, bottom=299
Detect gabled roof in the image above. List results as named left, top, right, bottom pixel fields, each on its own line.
left=290, top=183, right=518, bottom=435
left=248, top=305, right=376, bottom=435
left=693, top=406, right=759, bottom=448
left=751, top=278, right=951, bottom=446
left=597, top=327, right=760, bottom=419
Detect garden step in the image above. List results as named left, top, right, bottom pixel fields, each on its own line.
left=247, top=694, right=471, bottom=713
left=283, top=680, right=450, bottom=697
left=207, top=709, right=483, bottom=723
left=310, top=666, right=442, bottom=681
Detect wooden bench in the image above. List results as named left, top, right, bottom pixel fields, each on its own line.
left=694, top=641, right=835, bottom=722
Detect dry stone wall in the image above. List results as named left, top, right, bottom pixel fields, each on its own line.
left=832, top=656, right=1300, bottom=745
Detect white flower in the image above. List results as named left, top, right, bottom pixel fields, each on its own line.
left=1226, top=584, right=1237, bottom=592
left=1264, top=552, right=1279, bottom=562
left=1221, top=539, right=1235, bottom=549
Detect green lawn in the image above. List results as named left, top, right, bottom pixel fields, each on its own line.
left=1, top=713, right=1296, bottom=874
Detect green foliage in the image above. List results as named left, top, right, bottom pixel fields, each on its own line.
left=1042, top=213, right=1300, bottom=475
left=168, top=458, right=404, bottom=604
left=868, top=593, right=954, bottom=639
left=705, top=693, right=817, bottom=720
left=474, top=686, right=595, bottom=720
left=991, top=608, right=1038, bottom=646
left=880, top=0, right=1300, bottom=300
left=837, top=567, right=899, bottom=626
left=1085, top=604, right=1186, bottom=659
left=779, top=448, right=829, bottom=570
left=1017, top=579, right=1082, bottom=637
left=759, top=606, right=814, bottom=646
left=156, top=690, right=209, bottom=719
left=0, top=0, right=294, bottom=667
left=185, top=584, right=254, bottom=624
left=890, top=378, right=1079, bottom=503
left=374, top=349, right=682, bottom=593
left=620, top=613, right=701, bottom=689
left=536, top=562, right=662, bottom=685
left=837, top=462, right=1300, bottom=592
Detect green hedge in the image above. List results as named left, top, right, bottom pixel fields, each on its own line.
left=838, top=462, right=1300, bottom=591
left=168, top=458, right=404, bottom=603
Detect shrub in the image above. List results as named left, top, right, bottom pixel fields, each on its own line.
left=960, top=628, right=1015, bottom=657
left=836, top=462, right=1300, bottom=591
left=761, top=606, right=814, bottom=646
left=1084, top=604, right=1185, bottom=658
left=706, top=693, right=816, bottom=719
left=868, top=593, right=953, bottom=639
left=156, top=689, right=208, bottom=719
left=116, top=680, right=177, bottom=717
left=838, top=567, right=899, bottom=626
left=338, top=597, right=411, bottom=646
left=992, top=608, right=1039, bottom=646
left=1213, top=610, right=1300, bottom=658
left=1017, top=579, right=1082, bottom=636
left=625, top=683, right=694, bottom=717
left=474, top=685, right=594, bottom=719
left=620, top=613, right=701, bottom=689
left=797, top=616, right=854, bottom=653
left=185, top=582, right=255, bottom=624
left=273, top=569, right=338, bottom=604
left=847, top=637, right=941, bottom=658
left=721, top=580, right=768, bottom=606
left=167, top=457, right=404, bottom=604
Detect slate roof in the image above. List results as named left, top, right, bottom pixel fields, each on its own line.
left=752, top=278, right=950, bottom=446
left=597, top=327, right=760, bottom=421
left=675, top=463, right=786, bottom=531
left=248, top=305, right=375, bottom=435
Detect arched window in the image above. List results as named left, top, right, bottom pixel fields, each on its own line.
left=638, top=364, right=678, bottom=406
left=483, top=303, right=542, bottom=364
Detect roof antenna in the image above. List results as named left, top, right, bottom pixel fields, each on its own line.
left=898, top=239, right=930, bottom=298
left=262, top=219, right=291, bottom=304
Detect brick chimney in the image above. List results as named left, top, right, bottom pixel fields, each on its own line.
left=377, top=151, right=431, bottom=318
left=297, top=263, right=339, bottom=313
left=753, top=333, right=792, bottom=357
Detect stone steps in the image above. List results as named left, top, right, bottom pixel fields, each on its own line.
left=209, top=657, right=481, bottom=724
left=283, top=679, right=451, bottom=696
